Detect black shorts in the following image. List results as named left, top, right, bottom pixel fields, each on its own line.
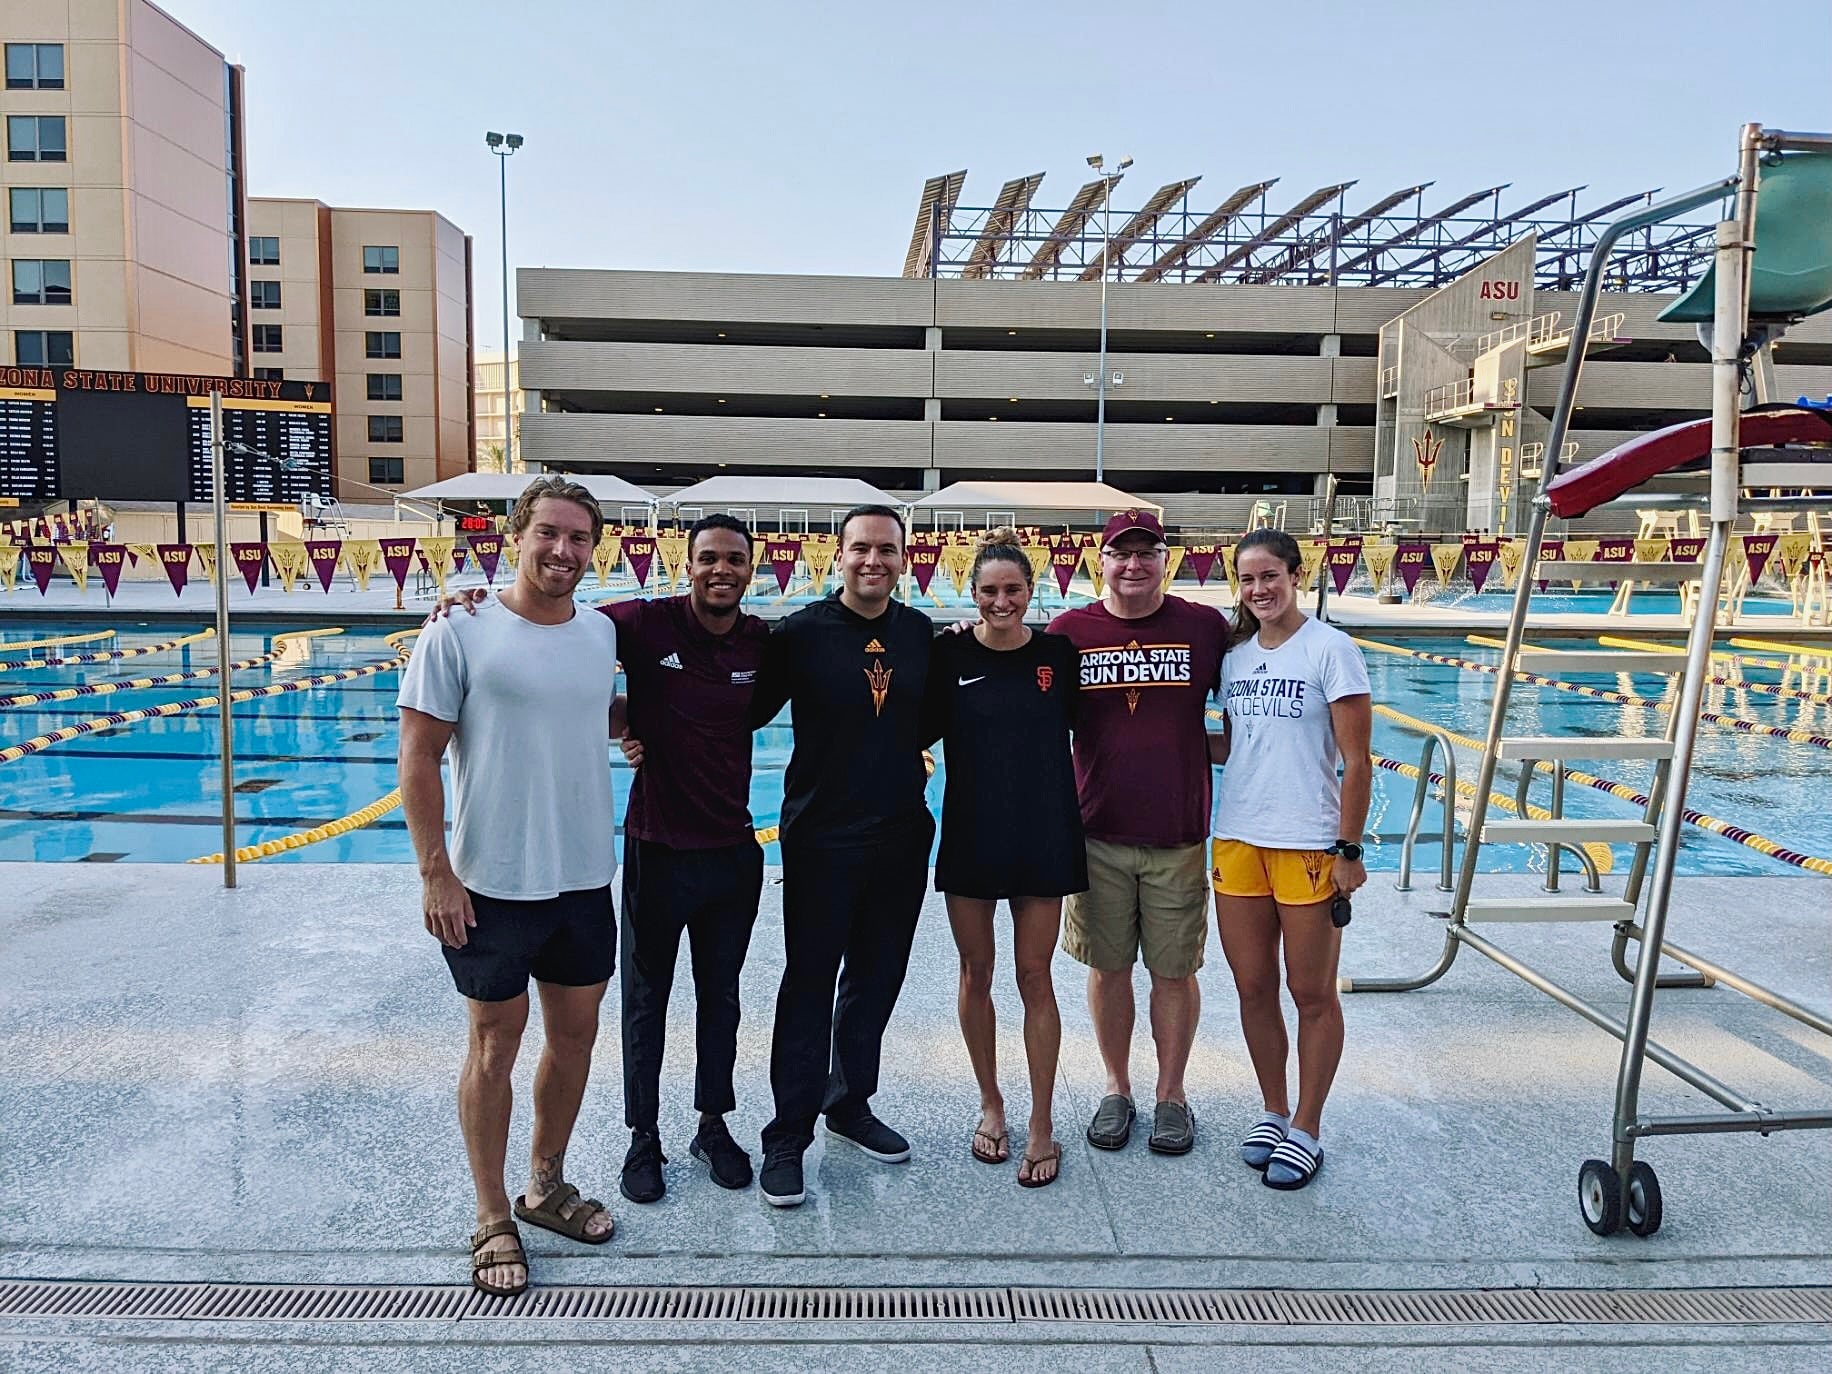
left=442, top=883, right=617, bottom=1002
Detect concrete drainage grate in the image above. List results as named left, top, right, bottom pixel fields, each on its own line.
left=0, top=1281, right=1826, bottom=1328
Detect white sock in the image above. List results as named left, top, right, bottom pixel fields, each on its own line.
left=1285, top=1125, right=1321, bottom=1155
left=1260, top=1110, right=1290, bottom=1131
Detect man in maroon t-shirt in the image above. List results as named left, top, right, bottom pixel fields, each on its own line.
left=1049, top=510, right=1226, bottom=1159
left=601, top=514, right=770, bottom=1205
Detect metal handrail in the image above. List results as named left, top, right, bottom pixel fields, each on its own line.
left=1476, top=311, right=1561, bottom=356
left=1379, top=364, right=1400, bottom=397
left=1424, top=376, right=1477, bottom=415
left=1393, top=728, right=1459, bottom=893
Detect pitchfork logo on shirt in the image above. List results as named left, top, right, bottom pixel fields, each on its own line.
left=865, top=659, right=892, bottom=716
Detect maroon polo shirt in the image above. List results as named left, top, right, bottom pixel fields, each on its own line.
left=1049, top=595, right=1227, bottom=848
left=601, top=595, right=770, bottom=851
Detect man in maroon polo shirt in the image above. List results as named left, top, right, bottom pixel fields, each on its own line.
left=602, top=513, right=771, bottom=1204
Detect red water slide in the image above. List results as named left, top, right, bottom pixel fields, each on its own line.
left=1545, top=403, right=1832, bottom=517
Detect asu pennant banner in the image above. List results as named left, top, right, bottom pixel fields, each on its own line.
left=1220, top=543, right=1240, bottom=597
left=451, top=541, right=469, bottom=575
left=1464, top=540, right=1499, bottom=593
left=1024, top=544, right=1051, bottom=587
left=1775, top=532, right=1812, bottom=579
left=623, top=537, right=656, bottom=590
left=1742, top=534, right=1779, bottom=583
left=1159, top=545, right=1186, bottom=593
left=417, top=536, right=456, bottom=594
left=1296, top=539, right=1326, bottom=593
left=1325, top=541, right=1360, bottom=595
left=1395, top=542, right=1430, bottom=594
left=590, top=536, right=621, bottom=587
left=907, top=540, right=940, bottom=596
left=1185, top=543, right=1217, bottom=587
left=380, top=539, right=417, bottom=592
left=465, top=531, right=501, bottom=586
left=88, top=543, right=127, bottom=596
left=270, top=540, right=309, bottom=592
left=1560, top=539, right=1599, bottom=589
left=0, top=544, right=17, bottom=592
left=1634, top=538, right=1670, bottom=566
left=1497, top=539, right=1528, bottom=589
left=802, top=536, right=837, bottom=598
left=942, top=543, right=974, bottom=596
left=1533, top=537, right=1564, bottom=591
left=764, top=537, right=802, bottom=593
left=1429, top=542, right=1463, bottom=587
left=1050, top=540, right=1080, bottom=595
left=1669, top=536, right=1706, bottom=564
left=306, top=540, right=342, bottom=592
left=1594, top=537, right=1635, bottom=588
left=1364, top=542, right=1397, bottom=593
left=657, top=535, right=688, bottom=592
left=157, top=543, right=193, bottom=595
left=231, top=542, right=267, bottom=594
left=342, top=539, right=382, bottom=592
left=26, top=545, right=58, bottom=595
left=56, top=543, right=91, bottom=593
left=127, top=542, right=156, bottom=570
left=1080, top=544, right=1105, bottom=597
left=193, top=543, right=218, bottom=585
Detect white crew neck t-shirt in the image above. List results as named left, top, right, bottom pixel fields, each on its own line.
left=1211, top=615, right=1371, bottom=851
left=397, top=600, right=618, bottom=900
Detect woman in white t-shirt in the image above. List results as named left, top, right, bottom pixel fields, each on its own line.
left=1210, top=528, right=1372, bottom=1192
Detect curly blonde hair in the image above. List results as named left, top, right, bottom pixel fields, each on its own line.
left=509, top=475, right=603, bottom=545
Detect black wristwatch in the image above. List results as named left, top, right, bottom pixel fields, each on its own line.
left=1329, top=840, right=1364, bottom=862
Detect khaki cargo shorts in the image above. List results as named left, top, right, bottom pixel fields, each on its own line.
left=1062, top=837, right=1209, bottom=978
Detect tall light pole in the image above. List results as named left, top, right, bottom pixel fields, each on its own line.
left=485, top=131, right=524, bottom=471
left=1086, top=153, right=1131, bottom=485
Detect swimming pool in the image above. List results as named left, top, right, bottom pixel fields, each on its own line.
left=2, top=616, right=1828, bottom=877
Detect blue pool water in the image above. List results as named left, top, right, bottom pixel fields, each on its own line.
left=2, top=616, right=1828, bottom=877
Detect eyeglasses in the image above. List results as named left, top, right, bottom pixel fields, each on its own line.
left=1101, top=545, right=1167, bottom=564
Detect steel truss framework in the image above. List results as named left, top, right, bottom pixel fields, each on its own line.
left=904, top=173, right=1729, bottom=291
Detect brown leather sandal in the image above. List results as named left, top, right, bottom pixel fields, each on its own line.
left=469, top=1218, right=528, bottom=1297
left=513, top=1181, right=615, bottom=1245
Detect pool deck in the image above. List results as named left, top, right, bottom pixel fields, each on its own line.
left=7, top=575, right=1831, bottom=637
left=2, top=862, right=1827, bottom=1367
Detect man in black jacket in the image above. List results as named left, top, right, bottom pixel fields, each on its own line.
left=749, top=505, right=934, bottom=1208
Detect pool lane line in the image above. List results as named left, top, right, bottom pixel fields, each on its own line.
left=0, top=629, right=116, bottom=653
left=0, top=630, right=416, bottom=766
left=1730, top=636, right=1832, bottom=661
left=1465, top=634, right=1832, bottom=708
left=1373, top=702, right=1832, bottom=878
left=0, top=629, right=344, bottom=709
left=1596, top=634, right=1822, bottom=681
left=1356, top=638, right=1832, bottom=754
left=1202, top=707, right=1612, bottom=872
left=189, top=788, right=405, bottom=865
left=0, top=629, right=213, bottom=674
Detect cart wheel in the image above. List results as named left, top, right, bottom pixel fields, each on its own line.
left=1626, top=1160, right=1663, bottom=1237
left=1578, top=1158, right=1623, bottom=1236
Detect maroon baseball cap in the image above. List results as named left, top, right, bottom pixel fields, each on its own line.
left=1101, top=508, right=1166, bottom=546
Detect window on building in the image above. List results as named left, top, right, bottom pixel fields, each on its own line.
left=7, top=115, right=66, bottom=162
left=15, top=329, right=73, bottom=366
left=248, top=235, right=280, bottom=266
left=363, top=288, right=400, bottom=317
left=365, top=330, right=402, bottom=359
left=12, top=259, right=72, bottom=305
left=362, top=244, right=399, bottom=274
left=369, top=456, right=405, bottom=485
left=366, top=372, right=403, bottom=401
left=367, top=415, right=404, bottom=443
left=251, top=323, right=283, bottom=352
left=9, top=187, right=68, bottom=234
left=253, top=366, right=285, bottom=381
left=250, top=280, right=281, bottom=309
left=5, top=44, right=64, bottom=90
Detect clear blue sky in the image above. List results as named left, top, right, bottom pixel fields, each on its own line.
left=166, top=0, right=1829, bottom=354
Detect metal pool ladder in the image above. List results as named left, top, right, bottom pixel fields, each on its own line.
left=1342, top=123, right=1832, bottom=1238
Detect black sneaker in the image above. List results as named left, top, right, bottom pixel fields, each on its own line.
left=619, top=1131, right=667, bottom=1204
left=689, top=1119, right=754, bottom=1191
left=824, top=1112, right=911, bottom=1163
left=759, top=1148, right=805, bottom=1208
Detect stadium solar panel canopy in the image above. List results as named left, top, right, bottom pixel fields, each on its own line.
left=402, top=472, right=657, bottom=505
left=912, top=481, right=1162, bottom=515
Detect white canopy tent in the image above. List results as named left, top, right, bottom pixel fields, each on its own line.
left=909, top=481, right=1162, bottom=530
left=402, top=471, right=658, bottom=519
left=661, top=476, right=901, bottom=533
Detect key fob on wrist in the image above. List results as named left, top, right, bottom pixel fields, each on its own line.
left=1330, top=894, right=1353, bottom=929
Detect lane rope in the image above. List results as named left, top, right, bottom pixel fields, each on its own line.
left=1596, top=634, right=1815, bottom=680
left=1373, top=702, right=1832, bottom=877
left=189, top=789, right=404, bottom=866
left=1357, top=638, right=1832, bottom=753
left=0, top=629, right=115, bottom=653
left=1729, top=636, right=1832, bottom=662
left=1465, top=633, right=1832, bottom=708
left=0, top=629, right=213, bottom=674
left=0, top=630, right=343, bottom=709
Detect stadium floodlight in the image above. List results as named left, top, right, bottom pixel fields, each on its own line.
left=1085, top=153, right=1132, bottom=482
left=505, top=133, right=524, bottom=150
left=1087, top=153, right=1103, bottom=170
left=486, top=130, right=527, bottom=470
left=485, top=131, right=504, bottom=148
left=1117, top=155, right=1134, bottom=171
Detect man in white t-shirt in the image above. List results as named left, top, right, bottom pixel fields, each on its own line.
left=398, top=476, right=623, bottom=1297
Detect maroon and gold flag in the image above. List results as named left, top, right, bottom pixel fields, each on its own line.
left=89, top=543, right=127, bottom=596
left=1596, top=536, right=1635, bottom=588
left=1185, top=544, right=1216, bottom=587
left=452, top=542, right=469, bottom=575
left=306, top=540, right=342, bottom=592
left=1669, top=536, right=1706, bottom=564
left=907, top=540, right=940, bottom=596
left=231, top=542, right=267, bottom=594
left=381, top=539, right=418, bottom=591
left=157, top=543, right=193, bottom=595
left=1535, top=538, right=1565, bottom=591
left=1743, top=534, right=1778, bottom=583
left=1395, top=541, right=1430, bottom=594
left=1465, top=540, right=1499, bottom=593
left=1049, top=539, right=1079, bottom=595
left=623, top=537, right=656, bottom=589
left=467, top=534, right=503, bottom=584
left=1326, top=541, right=1360, bottom=595
left=25, top=546, right=57, bottom=595
left=765, top=538, right=801, bottom=593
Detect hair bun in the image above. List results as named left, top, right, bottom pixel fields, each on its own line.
left=976, top=525, right=1023, bottom=552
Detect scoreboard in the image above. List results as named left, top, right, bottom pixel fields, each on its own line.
left=0, top=367, right=332, bottom=503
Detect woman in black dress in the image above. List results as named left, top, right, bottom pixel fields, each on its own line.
left=925, top=528, right=1084, bottom=1187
